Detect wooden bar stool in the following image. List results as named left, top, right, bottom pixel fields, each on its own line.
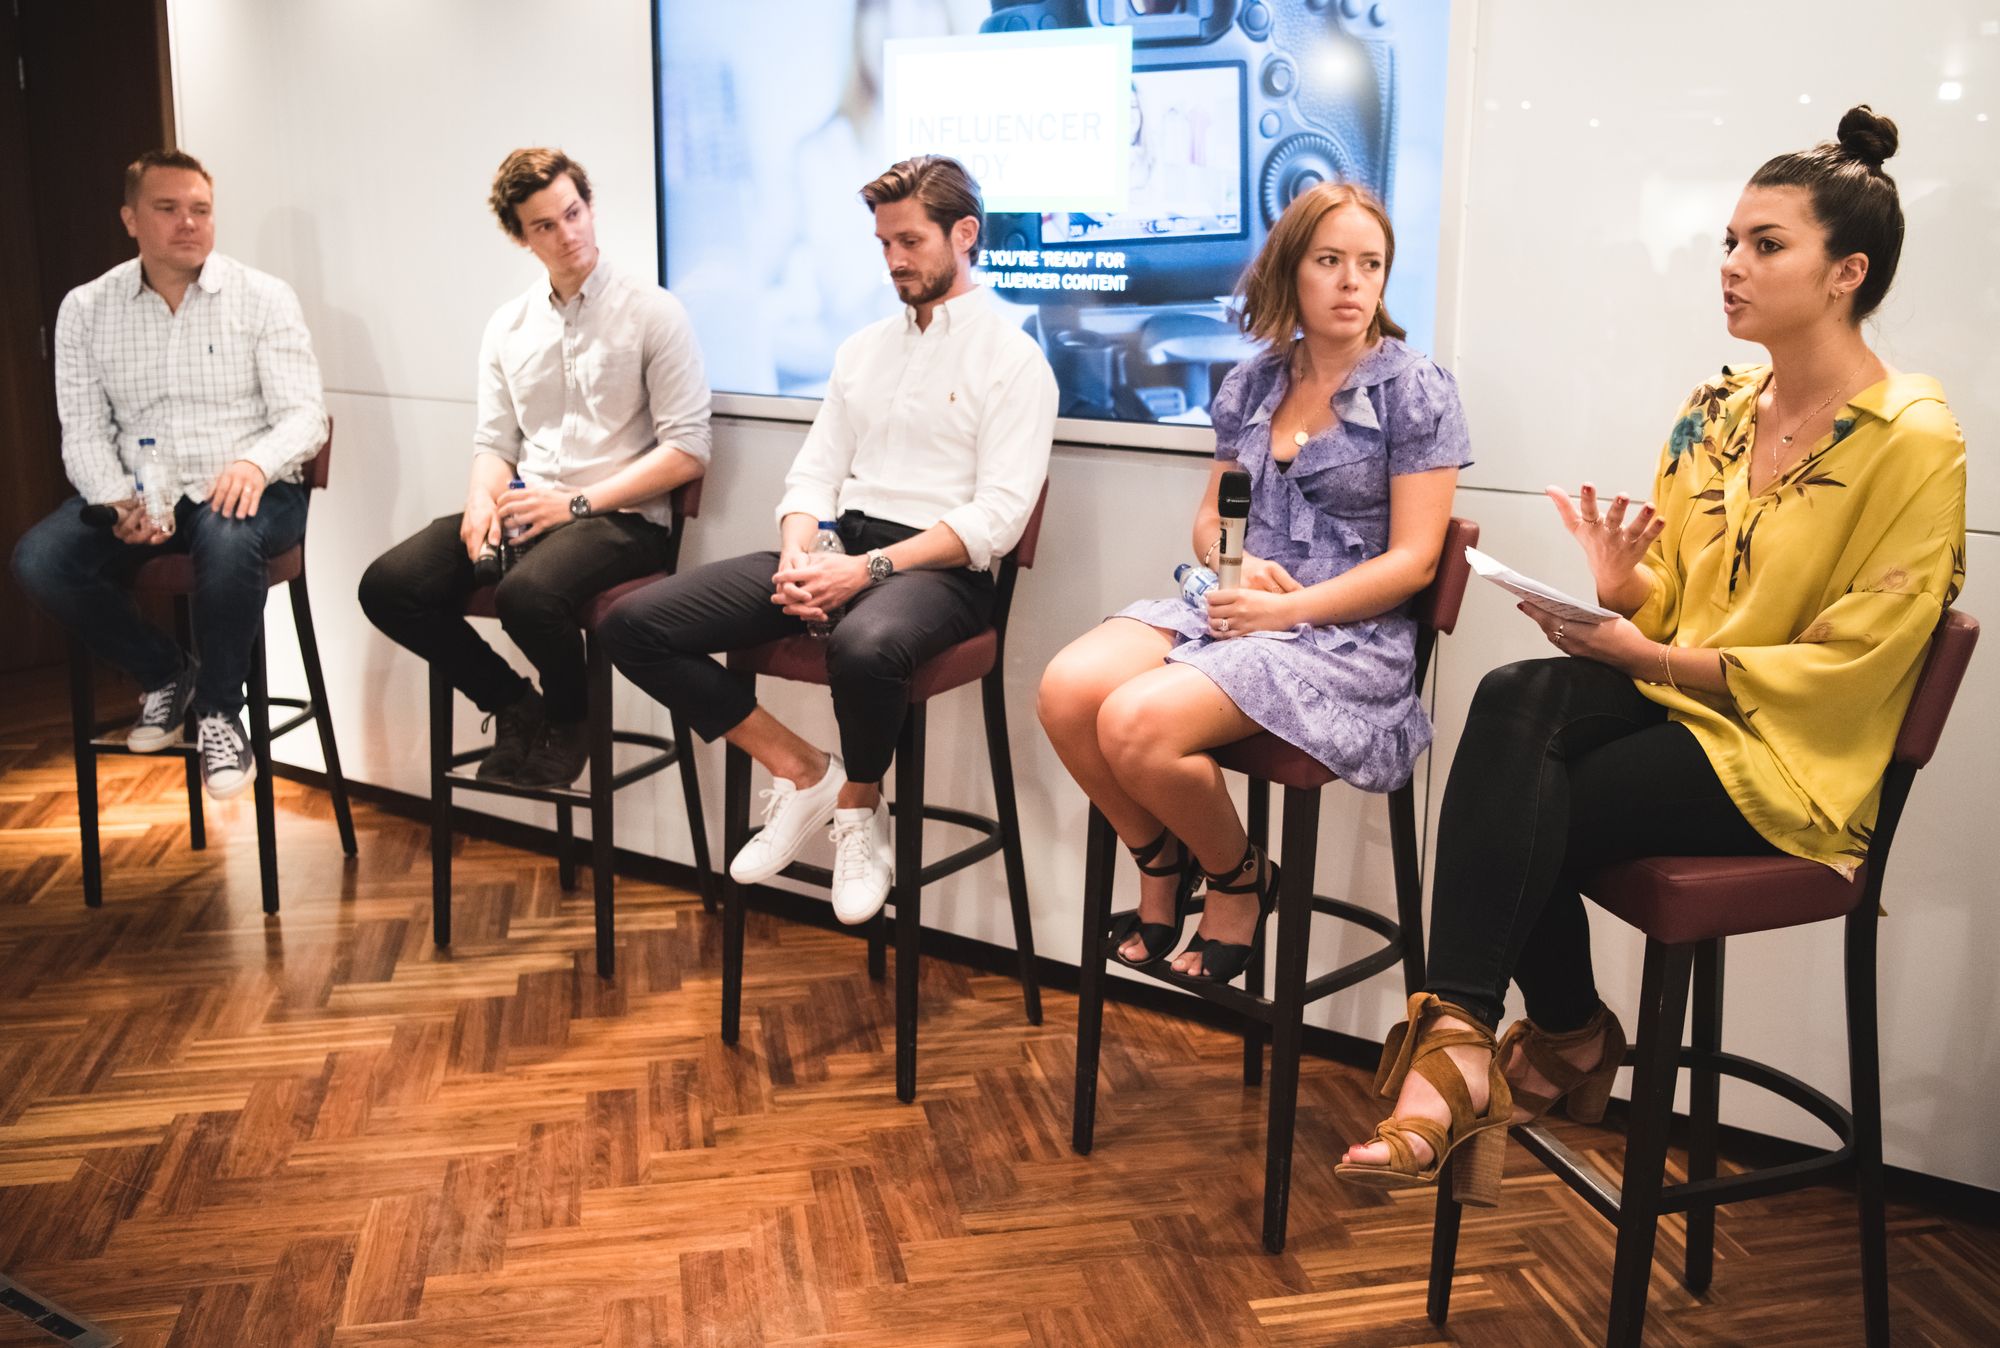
left=68, top=427, right=357, bottom=914
left=1072, top=516, right=1480, bottom=1254
left=701, top=484, right=1050, bottom=1103
left=428, top=480, right=713, bottom=979
left=1424, top=609, right=1980, bottom=1348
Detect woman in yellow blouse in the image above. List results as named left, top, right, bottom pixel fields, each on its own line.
left=1335, top=106, right=1968, bottom=1204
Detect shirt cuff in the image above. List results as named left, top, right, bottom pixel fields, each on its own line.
left=774, top=488, right=838, bottom=529
left=938, top=503, right=997, bottom=571
left=82, top=474, right=137, bottom=507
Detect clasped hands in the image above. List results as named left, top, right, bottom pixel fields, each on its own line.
left=108, top=459, right=268, bottom=544
left=770, top=548, right=870, bottom=624
left=1203, top=555, right=1303, bottom=639
left=460, top=482, right=576, bottom=560
left=1525, top=483, right=1667, bottom=674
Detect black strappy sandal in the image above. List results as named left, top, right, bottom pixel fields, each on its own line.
left=1110, top=830, right=1203, bottom=968
left=1177, top=842, right=1280, bottom=983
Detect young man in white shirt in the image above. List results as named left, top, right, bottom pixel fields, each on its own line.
left=11, top=149, right=327, bottom=799
left=358, top=148, right=711, bottom=788
left=602, top=155, right=1058, bottom=924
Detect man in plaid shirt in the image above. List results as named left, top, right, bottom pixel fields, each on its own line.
left=11, top=149, right=327, bottom=800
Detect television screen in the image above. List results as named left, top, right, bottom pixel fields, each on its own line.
left=656, top=0, right=1454, bottom=434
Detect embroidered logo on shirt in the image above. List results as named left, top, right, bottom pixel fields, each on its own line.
left=948, top=391, right=956, bottom=402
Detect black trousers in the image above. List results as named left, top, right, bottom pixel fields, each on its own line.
left=598, top=516, right=994, bottom=784
left=1423, top=658, right=1777, bottom=1032
left=358, top=511, right=675, bottom=722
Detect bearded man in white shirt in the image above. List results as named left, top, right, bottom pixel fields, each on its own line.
left=601, top=155, right=1058, bottom=924
left=11, top=149, right=328, bottom=800
left=358, top=148, right=711, bottom=789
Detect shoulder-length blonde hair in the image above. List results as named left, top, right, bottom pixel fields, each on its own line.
left=1235, top=181, right=1406, bottom=358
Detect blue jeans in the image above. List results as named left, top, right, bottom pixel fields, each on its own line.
left=11, top=487, right=310, bottom=716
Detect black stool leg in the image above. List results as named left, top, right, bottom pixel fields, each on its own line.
left=289, top=576, right=356, bottom=856
left=588, top=636, right=616, bottom=979
left=1684, top=939, right=1726, bottom=1293
left=247, top=624, right=279, bottom=915
left=1261, top=784, right=1319, bottom=1254
left=556, top=802, right=577, bottom=892
left=69, top=641, right=104, bottom=908
left=892, top=708, right=927, bottom=1104
left=429, top=661, right=454, bottom=949
left=1072, top=805, right=1117, bottom=1155
left=1243, top=777, right=1270, bottom=1086
left=1388, top=779, right=1426, bottom=995
left=1427, top=1181, right=1464, bottom=1324
left=720, top=737, right=751, bottom=1046
left=981, top=670, right=1040, bottom=1026
left=1845, top=907, right=1890, bottom=1348
left=670, top=712, right=717, bottom=914
left=1606, top=939, right=1695, bottom=1347
left=176, top=599, right=205, bottom=851
left=867, top=912, right=888, bottom=981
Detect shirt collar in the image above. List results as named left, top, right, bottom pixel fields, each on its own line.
left=1243, top=336, right=1419, bottom=426
left=902, top=284, right=988, bottom=336
left=127, top=252, right=226, bottom=300
left=548, top=259, right=610, bottom=311
left=1845, top=373, right=1948, bottom=425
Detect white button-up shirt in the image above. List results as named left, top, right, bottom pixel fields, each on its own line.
left=474, top=261, right=711, bottom=528
left=775, top=286, right=1057, bottom=570
left=55, top=253, right=328, bottom=505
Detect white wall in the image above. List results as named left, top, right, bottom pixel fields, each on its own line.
left=167, top=0, right=1999, bottom=1190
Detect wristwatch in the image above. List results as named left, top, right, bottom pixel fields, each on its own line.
left=865, top=549, right=895, bottom=584
left=568, top=493, right=593, bottom=520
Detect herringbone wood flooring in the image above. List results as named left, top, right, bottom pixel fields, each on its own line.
left=0, top=670, right=1993, bottom=1347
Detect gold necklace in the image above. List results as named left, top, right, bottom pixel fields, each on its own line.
left=1764, top=356, right=1868, bottom=477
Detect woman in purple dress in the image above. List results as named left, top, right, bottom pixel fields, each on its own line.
left=1037, top=182, right=1470, bottom=982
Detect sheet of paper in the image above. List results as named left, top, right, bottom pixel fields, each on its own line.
left=1464, top=546, right=1619, bottom=624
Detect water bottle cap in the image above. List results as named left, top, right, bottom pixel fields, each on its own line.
left=510, top=478, right=527, bottom=489
left=138, top=437, right=156, bottom=447
left=817, top=520, right=839, bottom=530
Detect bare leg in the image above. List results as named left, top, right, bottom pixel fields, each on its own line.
left=1038, top=619, right=1183, bottom=961
left=723, top=706, right=829, bottom=786
left=1340, top=1014, right=1493, bottom=1168
left=1093, top=663, right=1265, bottom=973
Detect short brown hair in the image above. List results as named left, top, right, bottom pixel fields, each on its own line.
left=123, top=149, right=211, bottom=207
left=489, top=148, right=593, bottom=239
left=1236, top=181, right=1406, bottom=356
left=859, top=155, right=983, bottom=262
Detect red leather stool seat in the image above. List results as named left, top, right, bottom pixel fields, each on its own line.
left=1585, top=855, right=1866, bottom=946
left=728, top=629, right=999, bottom=703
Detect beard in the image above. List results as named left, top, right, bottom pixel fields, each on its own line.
left=892, top=257, right=958, bottom=307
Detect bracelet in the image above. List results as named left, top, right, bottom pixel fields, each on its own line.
left=1659, top=644, right=1680, bottom=693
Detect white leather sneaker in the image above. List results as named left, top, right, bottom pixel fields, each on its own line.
left=728, top=755, right=847, bottom=884
left=829, top=800, right=893, bottom=925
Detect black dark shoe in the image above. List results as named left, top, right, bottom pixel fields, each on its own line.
left=512, top=717, right=589, bottom=789
left=128, top=656, right=199, bottom=752
left=476, top=689, right=544, bottom=782
left=1178, top=843, right=1280, bottom=984
left=1110, top=830, right=1203, bottom=967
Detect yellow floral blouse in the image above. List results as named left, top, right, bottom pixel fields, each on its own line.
left=1631, top=365, right=1967, bottom=873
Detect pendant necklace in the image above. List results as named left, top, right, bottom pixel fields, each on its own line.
left=1764, top=356, right=1869, bottom=480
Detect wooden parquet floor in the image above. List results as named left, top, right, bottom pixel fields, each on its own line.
left=0, top=670, right=1994, bottom=1347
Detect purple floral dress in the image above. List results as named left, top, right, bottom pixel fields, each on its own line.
left=1115, top=338, right=1472, bottom=792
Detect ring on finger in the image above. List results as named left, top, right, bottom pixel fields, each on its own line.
left=1555, top=624, right=1567, bottom=643
left=1215, top=617, right=1232, bottom=633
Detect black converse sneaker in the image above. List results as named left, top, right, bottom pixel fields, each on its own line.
left=128, top=658, right=199, bottom=752
left=195, top=710, right=256, bottom=800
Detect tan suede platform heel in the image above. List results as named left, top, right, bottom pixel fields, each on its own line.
left=1497, top=1002, right=1627, bottom=1125
left=1334, top=993, right=1514, bottom=1207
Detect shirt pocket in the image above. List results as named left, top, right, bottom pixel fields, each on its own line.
left=194, top=316, right=261, bottom=403
left=581, top=344, right=644, bottom=425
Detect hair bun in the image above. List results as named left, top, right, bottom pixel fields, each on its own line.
left=1836, top=105, right=1899, bottom=170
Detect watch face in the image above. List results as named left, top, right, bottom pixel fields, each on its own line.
left=869, top=552, right=893, bottom=580
left=570, top=495, right=590, bottom=518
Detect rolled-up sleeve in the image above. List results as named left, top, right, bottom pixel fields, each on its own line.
left=646, top=291, right=712, bottom=467
left=472, top=311, right=523, bottom=467
left=774, top=353, right=856, bottom=527
left=55, top=290, right=132, bottom=504
left=937, top=349, right=1057, bottom=569
left=240, top=280, right=327, bottom=483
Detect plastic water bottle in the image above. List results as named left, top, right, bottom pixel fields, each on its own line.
left=805, top=520, right=845, bottom=639
left=1176, top=562, right=1219, bottom=609
left=500, top=477, right=530, bottom=568
left=135, top=437, right=176, bottom=533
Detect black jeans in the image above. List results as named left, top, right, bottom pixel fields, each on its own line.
left=357, top=511, right=676, bottom=723
left=11, top=487, right=310, bottom=717
left=1424, top=658, right=1777, bottom=1032
left=598, top=516, right=995, bottom=784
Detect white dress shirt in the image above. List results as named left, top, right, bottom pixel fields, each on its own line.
left=473, top=261, right=711, bottom=528
left=775, top=286, right=1058, bottom=570
left=55, top=253, right=328, bottom=506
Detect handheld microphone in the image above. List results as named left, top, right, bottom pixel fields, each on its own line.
left=79, top=503, right=120, bottom=529
left=1215, top=470, right=1251, bottom=590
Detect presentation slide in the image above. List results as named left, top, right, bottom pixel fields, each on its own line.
left=657, top=0, right=1454, bottom=432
